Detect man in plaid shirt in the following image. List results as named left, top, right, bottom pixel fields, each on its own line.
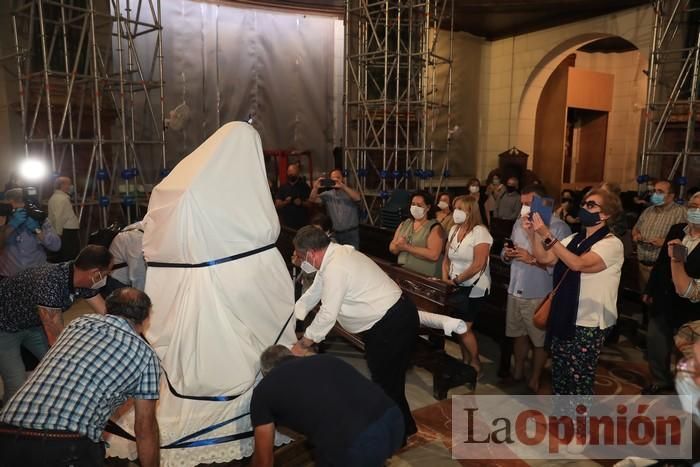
left=633, top=180, right=686, bottom=292
left=0, top=287, right=160, bottom=467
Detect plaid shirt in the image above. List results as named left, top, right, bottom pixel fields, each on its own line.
left=0, top=314, right=160, bottom=442
left=634, top=202, right=687, bottom=263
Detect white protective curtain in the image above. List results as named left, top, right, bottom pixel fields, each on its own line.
left=162, top=1, right=339, bottom=171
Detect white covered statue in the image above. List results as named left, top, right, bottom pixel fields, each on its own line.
left=106, top=122, right=296, bottom=465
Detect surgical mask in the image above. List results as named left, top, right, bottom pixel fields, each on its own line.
left=437, top=201, right=449, bottom=211
left=68, top=185, right=75, bottom=195
left=520, top=205, right=531, bottom=218
left=300, top=253, right=317, bottom=274
left=469, top=185, right=480, bottom=194
left=91, top=272, right=107, bottom=290
left=506, top=185, right=517, bottom=193
left=492, top=178, right=500, bottom=185
left=579, top=208, right=602, bottom=227
left=650, top=192, right=666, bottom=206
left=410, top=205, right=426, bottom=219
left=688, top=208, right=700, bottom=225
left=453, top=209, right=468, bottom=224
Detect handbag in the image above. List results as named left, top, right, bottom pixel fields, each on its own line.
left=532, top=269, right=569, bottom=330
left=531, top=237, right=604, bottom=330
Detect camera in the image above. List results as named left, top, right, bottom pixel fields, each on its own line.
left=0, top=186, right=48, bottom=224
left=320, top=178, right=336, bottom=188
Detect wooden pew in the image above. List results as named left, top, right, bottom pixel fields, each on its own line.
left=278, top=226, right=477, bottom=399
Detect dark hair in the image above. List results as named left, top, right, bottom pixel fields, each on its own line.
left=467, top=177, right=481, bottom=187
left=310, top=212, right=333, bottom=233
left=411, top=190, right=436, bottom=219
left=521, top=184, right=547, bottom=197
left=294, top=225, right=331, bottom=254
left=656, top=180, right=675, bottom=195
left=260, top=345, right=294, bottom=376
left=74, top=245, right=112, bottom=270
left=560, top=189, right=575, bottom=199
left=105, top=287, right=152, bottom=324
left=329, top=168, right=344, bottom=178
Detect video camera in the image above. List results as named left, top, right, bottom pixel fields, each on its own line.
left=0, top=186, right=48, bottom=224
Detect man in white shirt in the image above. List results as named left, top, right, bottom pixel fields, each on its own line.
left=292, top=226, right=420, bottom=439
left=47, top=176, right=80, bottom=261
left=107, top=221, right=146, bottom=293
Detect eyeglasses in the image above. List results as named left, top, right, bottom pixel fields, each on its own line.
left=581, top=200, right=602, bottom=210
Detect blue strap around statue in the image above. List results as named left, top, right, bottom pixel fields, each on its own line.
left=146, top=243, right=275, bottom=268
left=104, top=278, right=297, bottom=448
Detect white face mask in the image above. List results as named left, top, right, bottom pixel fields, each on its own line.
left=91, top=272, right=107, bottom=290
left=410, top=205, right=426, bottom=220
left=300, top=253, right=317, bottom=274
left=453, top=209, right=468, bottom=224
left=437, top=201, right=449, bottom=211
left=469, top=185, right=480, bottom=194
left=520, top=205, right=531, bottom=218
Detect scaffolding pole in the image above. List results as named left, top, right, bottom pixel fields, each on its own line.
left=344, top=0, right=453, bottom=225
left=10, top=0, right=165, bottom=233
left=640, top=0, right=700, bottom=197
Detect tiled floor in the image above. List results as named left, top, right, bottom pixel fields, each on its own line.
left=4, top=301, right=657, bottom=467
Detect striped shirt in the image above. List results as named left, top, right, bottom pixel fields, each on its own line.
left=634, top=202, right=687, bottom=263
left=0, top=314, right=160, bottom=442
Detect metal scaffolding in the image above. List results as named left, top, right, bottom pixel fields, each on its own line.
left=640, top=0, right=700, bottom=196
left=10, top=0, right=165, bottom=231
left=344, top=0, right=453, bottom=224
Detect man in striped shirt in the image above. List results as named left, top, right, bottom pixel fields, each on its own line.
left=0, top=288, right=160, bottom=467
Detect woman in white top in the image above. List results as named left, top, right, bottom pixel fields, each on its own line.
left=527, top=188, right=624, bottom=397
left=441, top=195, right=492, bottom=374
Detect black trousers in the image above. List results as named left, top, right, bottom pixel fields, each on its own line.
left=362, top=294, right=419, bottom=437
left=0, top=430, right=105, bottom=467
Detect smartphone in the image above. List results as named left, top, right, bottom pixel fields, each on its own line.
left=320, top=178, right=336, bottom=188
left=531, top=194, right=555, bottom=226
left=672, top=243, right=688, bottom=263
left=504, top=238, right=515, bottom=249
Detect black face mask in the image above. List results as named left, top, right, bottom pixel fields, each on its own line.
left=287, top=176, right=298, bottom=183
left=506, top=185, right=517, bottom=193
left=579, top=208, right=602, bottom=227
left=562, top=198, right=573, bottom=204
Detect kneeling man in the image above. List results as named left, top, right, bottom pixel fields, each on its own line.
left=0, top=288, right=160, bottom=467
left=251, top=345, right=404, bottom=467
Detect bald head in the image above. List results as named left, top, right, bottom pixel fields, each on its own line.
left=105, top=287, right=152, bottom=325
left=55, top=176, right=72, bottom=192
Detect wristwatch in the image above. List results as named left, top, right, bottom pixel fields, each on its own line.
left=542, top=236, right=558, bottom=250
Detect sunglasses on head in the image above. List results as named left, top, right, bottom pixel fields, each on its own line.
left=581, top=200, right=601, bottom=210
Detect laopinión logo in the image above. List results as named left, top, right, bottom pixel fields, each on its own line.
left=451, top=395, right=693, bottom=460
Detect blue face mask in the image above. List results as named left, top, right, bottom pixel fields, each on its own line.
left=688, top=208, right=700, bottom=225
left=650, top=192, right=666, bottom=206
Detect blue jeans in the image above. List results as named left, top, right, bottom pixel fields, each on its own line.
left=0, top=327, right=49, bottom=403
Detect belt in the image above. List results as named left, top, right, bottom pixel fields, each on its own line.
left=334, top=226, right=358, bottom=234
left=0, top=424, right=83, bottom=440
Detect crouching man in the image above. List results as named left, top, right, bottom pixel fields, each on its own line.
left=251, top=345, right=404, bottom=467
left=0, top=288, right=160, bottom=467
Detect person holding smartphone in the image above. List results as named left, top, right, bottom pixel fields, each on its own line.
left=501, top=184, right=571, bottom=392
left=642, top=191, right=700, bottom=395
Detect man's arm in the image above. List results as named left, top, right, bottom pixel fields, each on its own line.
left=38, top=221, right=61, bottom=252
left=38, top=306, right=64, bottom=346
left=134, top=398, right=160, bottom=467
left=85, top=294, right=106, bottom=314
left=252, top=423, right=275, bottom=467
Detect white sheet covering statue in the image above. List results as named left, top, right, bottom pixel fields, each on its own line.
left=106, top=122, right=297, bottom=466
